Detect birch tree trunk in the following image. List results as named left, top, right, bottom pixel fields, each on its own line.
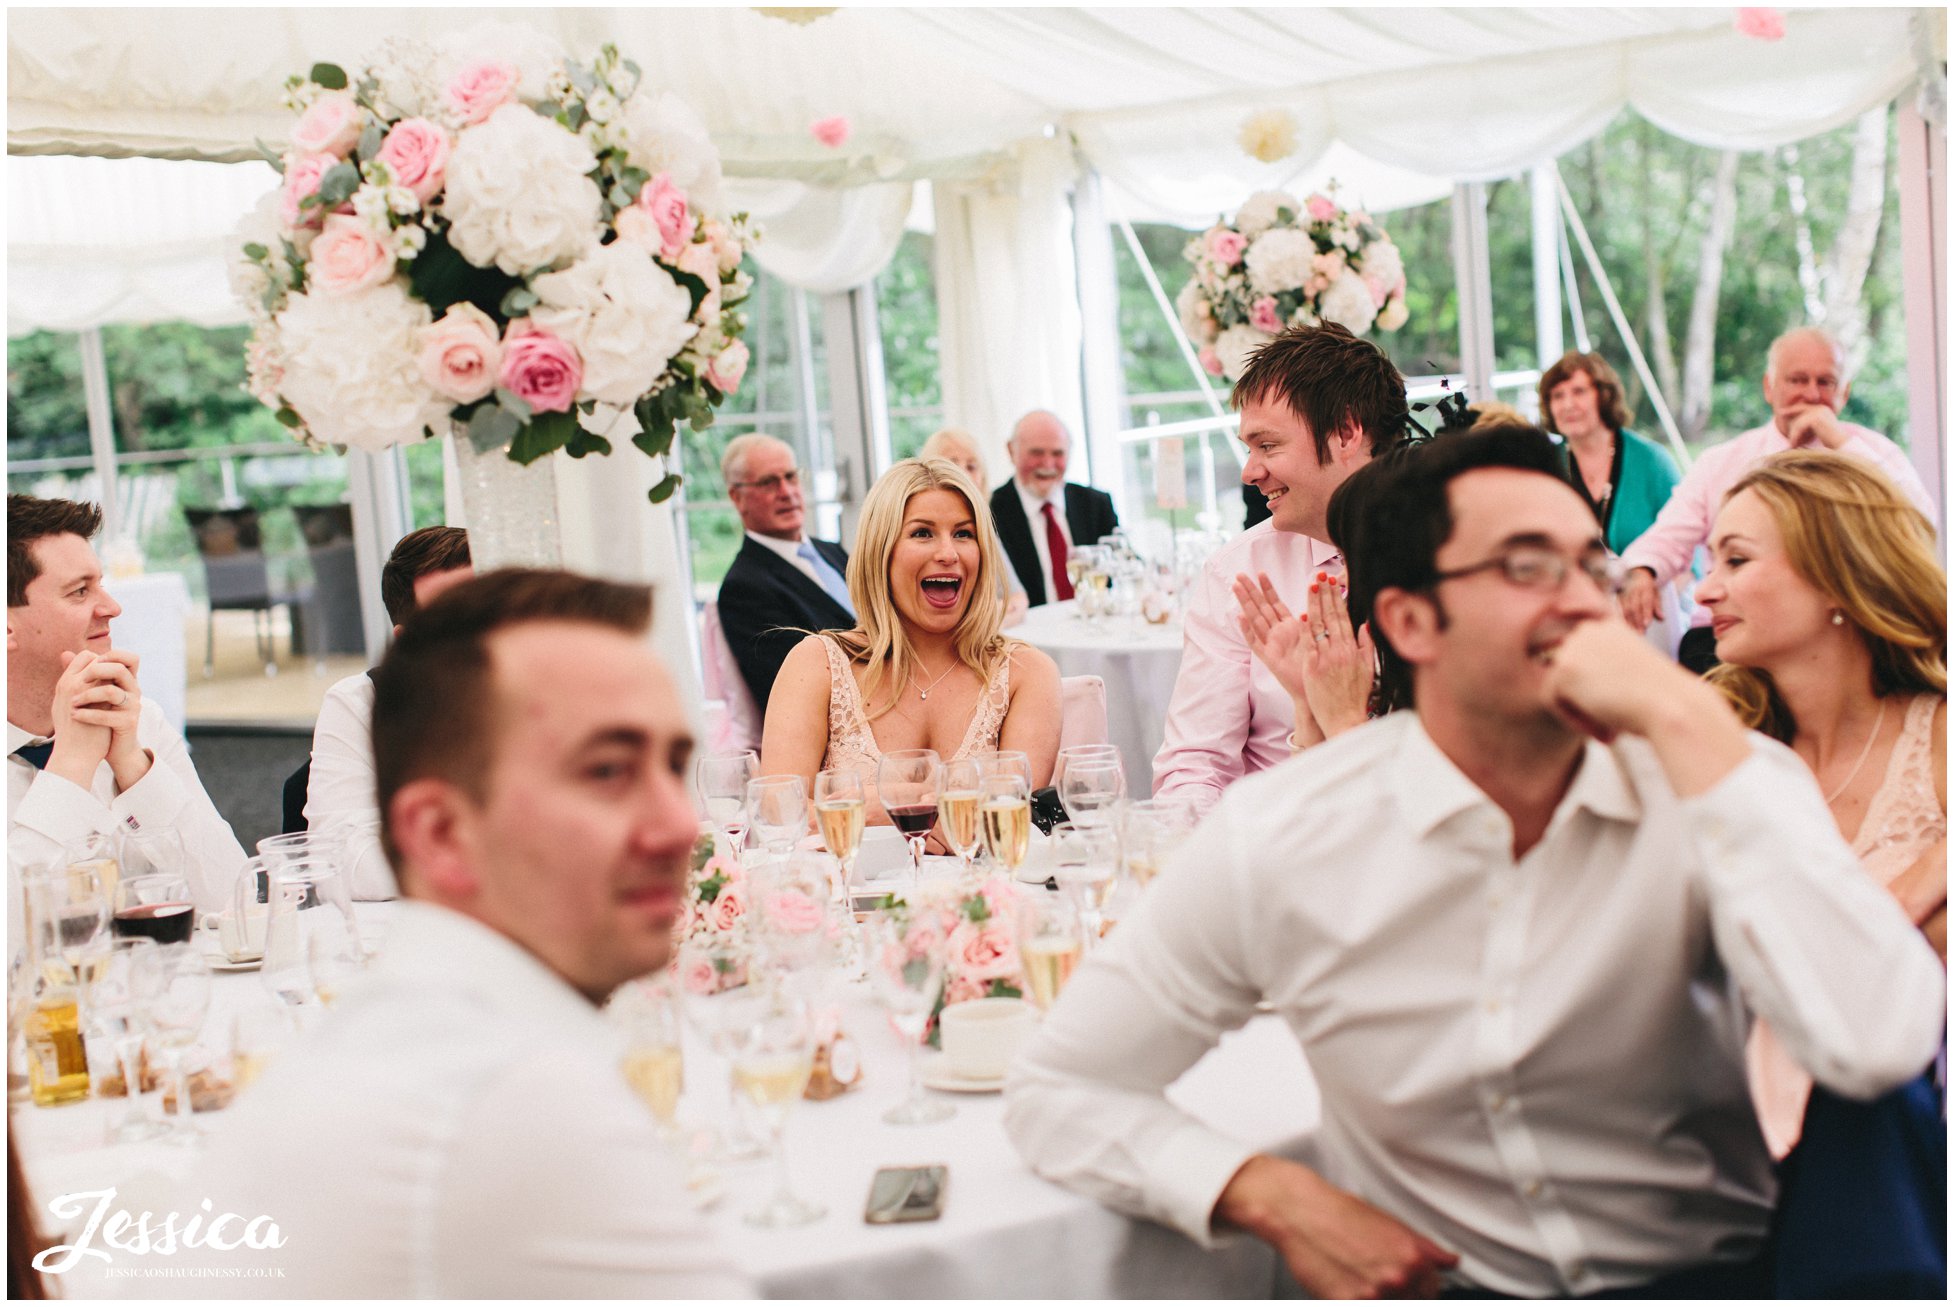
left=1679, top=150, right=1741, bottom=439
left=1819, top=106, right=1891, bottom=368
left=1640, top=124, right=1680, bottom=404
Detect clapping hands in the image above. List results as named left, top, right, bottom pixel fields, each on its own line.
left=1233, top=571, right=1373, bottom=746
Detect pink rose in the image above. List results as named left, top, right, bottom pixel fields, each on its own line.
left=1306, top=273, right=1331, bottom=296
left=810, top=115, right=851, bottom=148
left=444, top=59, right=521, bottom=125
left=978, top=878, right=1018, bottom=911
left=951, top=921, right=1019, bottom=983
left=1305, top=193, right=1338, bottom=222
left=1250, top=296, right=1282, bottom=334
left=706, top=341, right=749, bottom=394
left=676, top=240, right=723, bottom=325
left=1365, top=275, right=1390, bottom=308
left=1312, top=250, right=1347, bottom=278
left=1205, top=228, right=1248, bottom=268
left=709, top=882, right=747, bottom=933
left=418, top=303, right=502, bottom=403
left=1734, top=8, right=1786, bottom=40
left=498, top=321, right=582, bottom=413
left=702, top=855, right=738, bottom=882
left=376, top=118, right=451, bottom=204
left=764, top=889, right=823, bottom=935
left=280, top=152, right=338, bottom=228
left=634, top=172, right=693, bottom=262
left=1199, top=346, right=1223, bottom=376
left=702, top=218, right=744, bottom=274
left=946, top=972, right=986, bottom=1006
left=291, top=92, right=361, bottom=160
left=677, top=955, right=719, bottom=995
left=307, top=215, right=395, bottom=296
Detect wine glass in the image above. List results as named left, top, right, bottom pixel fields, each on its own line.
left=1050, top=822, right=1121, bottom=949
left=862, top=905, right=955, bottom=1126
left=744, top=774, right=810, bottom=868
left=979, top=774, right=1033, bottom=880
left=120, top=828, right=189, bottom=887
left=1013, top=893, right=1083, bottom=1012
left=812, top=766, right=868, bottom=892
left=1121, top=798, right=1194, bottom=888
left=111, top=874, right=196, bottom=947
left=261, top=860, right=359, bottom=1009
left=674, top=937, right=770, bottom=1163
left=148, top=944, right=212, bottom=1144
left=971, top=749, right=1034, bottom=789
left=696, top=751, right=759, bottom=864
left=62, top=831, right=121, bottom=898
left=25, top=865, right=110, bottom=972
left=731, top=986, right=825, bottom=1227
left=1057, top=755, right=1126, bottom=829
left=83, top=935, right=167, bottom=1142
left=611, top=977, right=687, bottom=1143
left=935, top=758, right=984, bottom=880
left=1053, top=744, right=1120, bottom=794
left=877, top=748, right=941, bottom=883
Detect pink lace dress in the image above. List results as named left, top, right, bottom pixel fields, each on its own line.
left=1747, top=692, right=1946, bottom=1157
left=817, top=636, right=1011, bottom=775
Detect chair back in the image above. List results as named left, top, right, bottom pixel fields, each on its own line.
left=1058, top=675, right=1108, bottom=751
left=699, top=600, right=763, bottom=754
left=183, top=506, right=272, bottom=607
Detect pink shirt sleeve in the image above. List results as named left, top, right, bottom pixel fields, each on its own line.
left=1620, top=443, right=1731, bottom=586
left=1150, top=556, right=1256, bottom=821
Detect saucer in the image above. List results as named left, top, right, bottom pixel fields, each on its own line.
left=920, top=1065, right=1006, bottom=1094
left=197, top=943, right=262, bottom=972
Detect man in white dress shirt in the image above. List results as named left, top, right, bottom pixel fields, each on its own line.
left=7, top=495, right=245, bottom=928
left=183, top=570, right=750, bottom=1297
left=1004, top=428, right=1943, bottom=1297
left=1153, top=324, right=1410, bottom=817
left=302, top=524, right=473, bottom=899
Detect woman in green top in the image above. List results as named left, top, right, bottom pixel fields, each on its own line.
left=1537, top=351, right=1682, bottom=554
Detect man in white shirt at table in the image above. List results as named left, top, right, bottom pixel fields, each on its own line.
left=7, top=495, right=245, bottom=922
left=302, top=524, right=473, bottom=899
left=1152, top=324, right=1409, bottom=819
left=1004, top=428, right=1943, bottom=1297
left=181, top=569, right=750, bottom=1298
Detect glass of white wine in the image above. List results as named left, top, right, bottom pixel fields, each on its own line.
left=935, top=758, right=984, bottom=880
left=812, top=767, right=868, bottom=892
left=1014, top=893, right=1083, bottom=1013
left=1050, top=822, right=1121, bottom=950
left=611, top=977, right=686, bottom=1142
left=695, top=750, right=759, bottom=865
left=675, top=938, right=771, bottom=1164
left=732, top=987, right=825, bottom=1227
left=1120, top=798, right=1194, bottom=888
left=979, top=774, right=1033, bottom=880
left=1058, top=755, right=1126, bottom=830
left=862, top=906, right=955, bottom=1125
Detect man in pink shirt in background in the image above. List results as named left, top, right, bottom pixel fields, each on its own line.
left=1619, top=326, right=1937, bottom=671
left=1151, top=324, right=1410, bottom=818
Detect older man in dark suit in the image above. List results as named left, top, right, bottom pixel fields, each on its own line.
left=988, top=410, right=1119, bottom=607
left=714, top=434, right=854, bottom=714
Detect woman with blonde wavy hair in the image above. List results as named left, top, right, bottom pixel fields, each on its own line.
left=762, top=458, right=1060, bottom=820
left=1695, top=449, right=1945, bottom=1158
left=919, top=427, right=1030, bottom=625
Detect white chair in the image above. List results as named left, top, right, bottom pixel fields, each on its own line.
left=699, top=600, right=763, bottom=755
left=1058, top=674, right=1108, bottom=751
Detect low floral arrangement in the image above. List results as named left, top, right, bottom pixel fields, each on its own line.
left=1178, top=187, right=1407, bottom=382
left=870, top=878, right=1024, bottom=1046
left=674, top=835, right=749, bottom=994
left=232, top=22, right=754, bottom=502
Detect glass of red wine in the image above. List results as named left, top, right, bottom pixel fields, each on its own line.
left=877, top=748, right=941, bottom=884
left=112, top=874, right=197, bottom=946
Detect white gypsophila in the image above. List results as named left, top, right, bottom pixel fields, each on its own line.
left=618, top=91, right=726, bottom=214
left=433, top=20, right=566, bottom=105
left=273, top=282, right=448, bottom=452
left=351, top=184, right=394, bottom=228
left=585, top=88, right=621, bottom=126
left=391, top=224, right=428, bottom=261
left=367, top=36, right=441, bottom=119
left=442, top=105, right=601, bottom=275
left=1175, top=279, right=1217, bottom=345
left=229, top=191, right=288, bottom=310
left=1318, top=269, right=1379, bottom=335
left=530, top=241, right=698, bottom=406
left=1288, top=303, right=1320, bottom=330
left=1243, top=227, right=1315, bottom=297
left=1234, top=190, right=1299, bottom=239
left=1215, top=324, right=1273, bottom=381
left=1359, top=238, right=1403, bottom=291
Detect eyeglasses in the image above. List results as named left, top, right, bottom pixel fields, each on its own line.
left=1431, top=544, right=1624, bottom=595
left=731, top=468, right=801, bottom=494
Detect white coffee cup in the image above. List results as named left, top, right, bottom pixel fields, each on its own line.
left=938, top=997, right=1034, bottom=1081
left=210, top=905, right=268, bottom=963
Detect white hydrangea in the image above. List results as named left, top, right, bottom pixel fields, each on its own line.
left=1318, top=269, right=1379, bottom=335
left=1233, top=190, right=1300, bottom=239
left=1175, top=279, right=1217, bottom=345
left=618, top=91, right=726, bottom=215
left=367, top=36, right=441, bottom=119
left=441, top=105, right=601, bottom=275
left=1359, top=238, right=1403, bottom=291
left=273, top=282, right=448, bottom=452
left=1243, top=227, right=1315, bottom=296
left=433, top=20, right=565, bottom=105
left=1214, top=324, right=1274, bottom=382
left=229, top=192, right=288, bottom=312
left=530, top=242, right=699, bottom=406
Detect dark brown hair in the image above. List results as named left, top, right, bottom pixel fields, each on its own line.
left=9, top=1136, right=48, bottom=1299
left=1231, top=322, right=1411, bottom=464
left=371, top=568, right=653, bottom=869
left=1537, top=351, right=1630, bottom=435
left=380, top=526, right=472, bottom=625
left=7, top=494, right=103, bottom=607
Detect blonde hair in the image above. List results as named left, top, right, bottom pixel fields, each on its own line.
left=918, top=428, right=987, bottom=488
left=1706, top=450, right=1945, bottom=741
left=828, top=458, right=1014, bottom=719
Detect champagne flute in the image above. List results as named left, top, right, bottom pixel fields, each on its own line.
left=971, top=750, right=1034, bottom=789
left=1014, top=893, right=1083, bottom=1012
left=1050, top=822, right=1121, bottom=949
left=812, top=767, right=868, bottom=893
left=877, top=748, right=941, bottom=884
left=696, top=751, right=759, bottom=864
left=611, top=977, right=686, bottom=1141
left=744, top=774, right=810, bottom=868
left=674, top=937, right=770, bottom=1163
left=979, top=774, right=1034, bottom=880
left=732, top=986, right=825, bottom=1227
left=863, top=905, right=955, bottom=1126
left=148, top=944, right=212, bottom=1144
left=1058, top=758, right=1126, bottom=830
left=935, top=758, right=984, bottom=880
left=84, top=936, right=167, bottom=1142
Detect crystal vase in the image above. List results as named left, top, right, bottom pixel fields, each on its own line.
left=449, top=423, right=563, bottom=570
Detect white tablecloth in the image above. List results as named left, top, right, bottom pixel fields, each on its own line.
left=1013, top=600, right=1184, bottom=790
left=107, top=571, right=191, bottom=735
left=14, top=902, right=1320, bottom=1299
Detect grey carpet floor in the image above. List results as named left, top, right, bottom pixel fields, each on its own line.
left=184, top=727, right=313, bottom=855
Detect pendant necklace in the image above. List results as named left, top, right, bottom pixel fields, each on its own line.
left=1822, top=698, right=1887, bottom=804
left=909, top=659, right=957, bottom=701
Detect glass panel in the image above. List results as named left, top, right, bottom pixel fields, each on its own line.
left=876, top=229, right=944, bottom=462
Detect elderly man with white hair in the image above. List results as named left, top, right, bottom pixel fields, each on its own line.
left=1618, top=326, right=1936, bottom=672
left=988, top=410, right=1119, bottom=608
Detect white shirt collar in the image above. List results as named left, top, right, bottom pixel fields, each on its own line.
left=1016, top=477, right=1061, bottom=516
left=745, top=529, right=810, bottom=566
left=7, top=720, right=48, bottom=751
left=1389, top=712, right=1643, bottom=841
left=371, top=900, right=614, bottom=1033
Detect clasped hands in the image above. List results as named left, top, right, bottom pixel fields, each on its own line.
left=1233, top=571, right=1373, bottom=748
left=46, top=648, right=152, bottom=792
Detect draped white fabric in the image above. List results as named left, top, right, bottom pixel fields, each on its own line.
left=722, top=179, right=914, bottom=296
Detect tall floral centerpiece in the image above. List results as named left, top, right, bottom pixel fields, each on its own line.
left=1178, top=188, right=1407, bottom=382
left=232, top=23, right=755, bottom=566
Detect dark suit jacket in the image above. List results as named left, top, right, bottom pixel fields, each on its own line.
left=989, top=481, right=1119, bottom=606
left=717, top=535, right=853, bottom=714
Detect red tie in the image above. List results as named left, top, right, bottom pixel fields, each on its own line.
left=1043, top=502, right=1074, bottom=601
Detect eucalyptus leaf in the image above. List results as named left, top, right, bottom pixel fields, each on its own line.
left=668, top=266, right=710, bottom=317
left=647, top=473, right=683, bottom=504
left=357, top=120, right=383, bottom=162
left=494, top=387, right=533, bottom=421
left=467, top=405, right=522, bottom=453
left=241, top=243, right=268, bottom=262
left=498, top=286, right=538, bottom=318
left=564, top=427, right=613, bottom=459
left=316, top=162, right=359, bottom=207
left=275, top=407, right=303, bottom=429
left=310, top=62, right=348, bottom=90
left=632, top=420, right=675, bottom=460
left=509, top=410, right=578, bottom=465
left=252, top=139, right=286, bottom=174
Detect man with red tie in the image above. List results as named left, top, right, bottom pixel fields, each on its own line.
left=988, top=410, right=1120, bottom=608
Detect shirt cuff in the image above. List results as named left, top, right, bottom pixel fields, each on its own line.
left=110, top=754, right=189, bottom=839
left=12, top=770, right=120, bottom=845
left=1143, top=1122, right=1258, bottom=1249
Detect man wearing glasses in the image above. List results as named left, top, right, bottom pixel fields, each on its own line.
left=715, top=434, right=854, bottom=713
left=1005, top=427, right=1941, bottom=1298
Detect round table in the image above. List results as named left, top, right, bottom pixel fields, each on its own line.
left=1012, top=600, right=1184, bottom=790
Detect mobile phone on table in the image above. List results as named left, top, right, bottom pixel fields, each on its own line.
left=864, top=1164, right=948, bottom=1223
